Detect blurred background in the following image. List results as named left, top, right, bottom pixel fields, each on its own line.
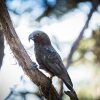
left=0, top=0, right=100, bottom=100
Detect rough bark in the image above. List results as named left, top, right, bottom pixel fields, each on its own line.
left=0, top=0, right=61, bottom=100
left=0, top=31, right=4, bottom=69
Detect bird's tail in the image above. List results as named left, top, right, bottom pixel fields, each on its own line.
left=60, top=73, right=79, bottom=100
left=65, top=90, right=79, bottom=100
left=60, top=72, right=73, bottom=90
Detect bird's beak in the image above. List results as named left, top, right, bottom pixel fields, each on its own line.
left=28, top=33, right=34, bottom=42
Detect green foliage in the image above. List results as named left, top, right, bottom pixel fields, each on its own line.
left=74, top=27, right=100, bottom=65
left=78, top=38, right=95, bottom=54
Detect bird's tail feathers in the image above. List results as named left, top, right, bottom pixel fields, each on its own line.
left=61, top=75, right=73, bottom=91
left=60, top=72, right=73, bottom=89
left=60, top=73, right=79, bottom=100
left=65, top=90, right=79, bottom=100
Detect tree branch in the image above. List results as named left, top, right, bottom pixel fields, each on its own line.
left=0, top=31, right=4, bottom=69
left=66, top=0, right=99, bottom=68
left=58, top=79, right=63, bottom=99
left=0, top=0, right=61, bottom=100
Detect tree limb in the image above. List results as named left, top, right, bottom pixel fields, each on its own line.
left=0, top=31, right=4, bottom=69
left=0, top=0, right=61, bottom=100
left=58, top=79, right=63, bottom=99
left=66, top=0, right=99, bottom=68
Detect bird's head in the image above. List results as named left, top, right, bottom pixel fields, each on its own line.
left=28, top=30, right=51, bottom=45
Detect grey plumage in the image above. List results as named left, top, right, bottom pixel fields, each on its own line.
left=29, top=30, right=73, bottom=91
left=29, top=31, right=79, bottom=99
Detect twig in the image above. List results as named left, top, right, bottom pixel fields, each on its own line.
left=58, top=79, right=63, bottom=99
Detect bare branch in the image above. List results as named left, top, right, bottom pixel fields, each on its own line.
left=58, top=79, right=63, bottom=99
left=0, top=31, right=4, bottom=69
left=0, top=0, right=61, bottom=100
left=66, top=0, right=99, bottom=68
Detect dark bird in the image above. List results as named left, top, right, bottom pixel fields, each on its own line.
left=29, top=30, right=78, bottom=99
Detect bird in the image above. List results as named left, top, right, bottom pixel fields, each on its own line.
left=28, top=30, right=78, bottom=99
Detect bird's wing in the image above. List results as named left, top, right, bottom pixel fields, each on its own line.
left=43, top=47, right=73, bottom=87
left=43, top=47, right=66, bottom=76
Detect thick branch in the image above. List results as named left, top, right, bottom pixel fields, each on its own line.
left=66, top=0, right=99, bottom=68
left=0, top=31, right=4, bottom=69
left=0, top=1, right=61, bottom=100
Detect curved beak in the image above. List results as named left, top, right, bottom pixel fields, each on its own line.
left=28, top=33, right=34, bottom=42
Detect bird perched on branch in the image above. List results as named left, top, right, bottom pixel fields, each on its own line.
left=29, top=30, right=78, bottom=99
